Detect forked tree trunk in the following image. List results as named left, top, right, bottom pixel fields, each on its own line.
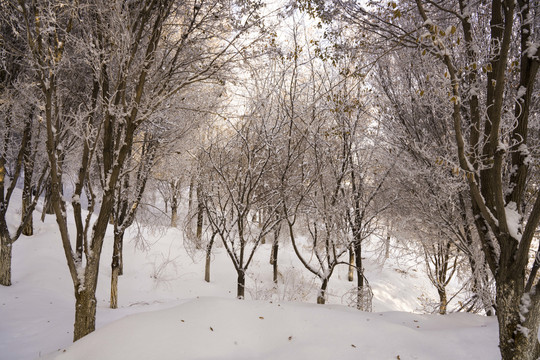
left=237, top=270, right=245, bottom=299
left=74, top=289, right=97, bottom=341
left=317, top=277, right=329, bottom=304
left=0, top=239, right=12, bottom=286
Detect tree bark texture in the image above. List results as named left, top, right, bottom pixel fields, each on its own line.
left=21, top=195, right=33, bottom=236
left=110, top=266, right=119, bottom=309
left=438, top=288, right=447, bottom=315
left=0, top=240, right=12, bottom=286
left=73, top=290, right=97, bottom=341
left=496, top=279, right=540, bottom=360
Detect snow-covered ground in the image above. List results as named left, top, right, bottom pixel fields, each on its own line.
left=1, top=197, right=499, bottom=359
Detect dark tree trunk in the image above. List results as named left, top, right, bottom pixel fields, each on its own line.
left=237, top=270, right=245, bottom=299
left=196, top=184, right=203, bottom=249
left=21, top=193, right=33, bottom=236
left=317, top=277, right=329, bottom=304
left=0, top=239, right=12, bottom=286
left=354, top=241, right=364, bottom=310
left=496, top=278, right=540, bottom=360
left=73, top=289, right=97, bottom=341
left=270, top=241, right=279, bottom=284
left=204, top=232, right=216, bottom=283
left=21, top=115, right=34, bottom=236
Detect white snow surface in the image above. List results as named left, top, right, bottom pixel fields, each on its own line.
left=1, top=193, right=499, bottom=360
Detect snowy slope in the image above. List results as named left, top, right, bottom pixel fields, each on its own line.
left=0, top=194, right=499, bottom=360
left=40, top=297, right=498, bottom=360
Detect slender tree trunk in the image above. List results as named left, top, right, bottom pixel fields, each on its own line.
left=348, top=246, right=354, bottom=282
left=270, top=241, right=279, bottom=284
left=21, top=115, right=34, bottom=236
left=205, top=232, right=216, bottom=282
left=196, top=184, right=203, bottom=249
left=110, top=266, right=119, bottom=309
left=110, top=231, right=123, bottom=308
left=317, top=277, right=329, bottom=304
left=170, top=195, right=178, bottom=227
left=0, top=238, right=12, bottom=286
left=237, top=270, right=246, bottom=299
left=354, top=241, right=365, bottom=310
left=21, top=194, right=33, bottom=236
left=385, top=232, right=390, bottom=260
left=73, top=289, right=97, bottom=341
left=41, top=182, right=55, bottom=221
left=118, top=234, right=124, bottom=276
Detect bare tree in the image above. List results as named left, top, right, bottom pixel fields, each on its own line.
left=0, top=8, right=48, bottom=285
left=317, top=0, right=540, bottom=357
left=11, top=0, right=264, bottom=340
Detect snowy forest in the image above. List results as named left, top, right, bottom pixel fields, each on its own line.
left=0, top=0, right=539, bottom=359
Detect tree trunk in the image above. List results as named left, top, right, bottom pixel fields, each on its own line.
left=21, top=194, right=33, bottom=236
left=41, top=182, right=55, bottom=221
left=348, top=246, right=354, bottom=282
left=496, top=280, right=540, bottom=360
left=354, top=241, right=364, bottom=310
left=317, top=277, right=329, bottom=304
left=270, top=241, right=279, bottom=284
left=73, top=290, right=97, bottom=341
left=110, top=231, right=123, bottom=308
left=0, top=239, right=12, bottom=286
left=237, top=270, right=245, bottom=299
left=110, top=266, right=119, bottom=309
left=385, top=232, right=390, bottom=260
left=204, top=232, right=216, bottom=283
left=170, top=196, right=178, bottom=227
left=21, top=115, right=34, bottom=236
left=438, top=288, right=447, bottom=315
left=196, top=184, right=203, bottom=249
